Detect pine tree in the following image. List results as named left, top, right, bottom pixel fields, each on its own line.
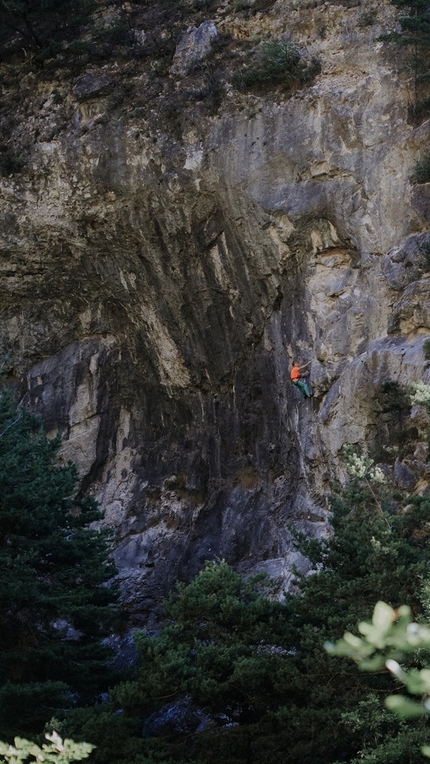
left=113, top=560, right=298, bottom=720
left=97, top=466, right=430, bottom=764
left=282, top=470, right=430, bottom=763
left=0, top=383, right=117, bottom=739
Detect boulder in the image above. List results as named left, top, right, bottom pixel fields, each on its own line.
left=171, top=22, right=218, bottom=76
left=73, top=73, right=114, bottom=101
left=142, top=696, right=212, bottom=739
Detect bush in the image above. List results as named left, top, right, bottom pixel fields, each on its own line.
left=0, top=0, right=95, bottom=61
left=357, top=10, right=377, bottom=27
left=412, top=154, right=430, bottom=183
left=233, top=40, right=320, bottom=92
left=0, top=145, right=26, bottom=176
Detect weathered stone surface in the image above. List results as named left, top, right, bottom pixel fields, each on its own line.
left=142, top=696, right=212, bottom=739
left=383, top=233, right=430, bottom=291
left=72, top=73, right=114, bottom=100
left=394, top=458, right=418, bottom=491
left=171, top=21, right=218, bottom=75
left=1, top=0, right=430, bottom=620
left=411, top=183, right=430, bottom=225
left=389, top=278, right=430, bottom=335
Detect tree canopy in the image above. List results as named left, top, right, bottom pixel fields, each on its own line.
left=0, top=0, right=94, bottom=56
left=0, top=382, right=117, bottom=739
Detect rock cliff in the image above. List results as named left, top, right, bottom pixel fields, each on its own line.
left=1, top=0, right=430, bottom=620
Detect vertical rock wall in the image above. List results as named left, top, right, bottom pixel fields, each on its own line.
left=2, top=0, right=430, bottom=618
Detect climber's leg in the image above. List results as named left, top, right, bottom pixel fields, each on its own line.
left=295, top=380, right=311, bottom=398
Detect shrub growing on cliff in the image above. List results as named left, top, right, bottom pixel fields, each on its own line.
left=382, top=0, right=430, bottom=119
left=0, top=0, right=94, bottom=59
left=0, top=382, right=118, bottom=739
left=412, top=153, right=430, bottom=183
left=233, top=40, right=320, bottom=92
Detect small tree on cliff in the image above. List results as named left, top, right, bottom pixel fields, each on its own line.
left=382, top=0, right=430, bottom=118
left=0, top=0, right=94, bottom=56
left=0, top=381, right=118, bottom=739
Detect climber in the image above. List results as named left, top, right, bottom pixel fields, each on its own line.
left=290, top=360, right=312, bottom=398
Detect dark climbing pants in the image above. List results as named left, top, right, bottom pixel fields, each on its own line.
left=294, top=380, right=311, bottom=398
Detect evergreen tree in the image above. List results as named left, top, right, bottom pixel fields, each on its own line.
left=281, top=463, right=430, bottom=763
left=90, top=458, right=430, bottom=764
left=0, top=383, right=117, bottom=739
left=327, top=599, right=430, bottom=763
left=114, top=560, right=297, bottom=720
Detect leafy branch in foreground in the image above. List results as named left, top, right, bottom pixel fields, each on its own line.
left=326, top=601, right=430, bottom=757
left=0, top=732, right=94, bottom=763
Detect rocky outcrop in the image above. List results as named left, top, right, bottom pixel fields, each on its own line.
left=1, top=0, right=430, bottom=619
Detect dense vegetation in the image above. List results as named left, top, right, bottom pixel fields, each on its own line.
left=0, top=0, right=95, bottom=58
left=233, top=40, right=320, bottom=92
left=0, top=381, right=118, bottom=741
left=383, top=0, right=430, bottom=121
left=58, top=445, right=430, bottom=764
left=328, top=599, right=430, bottom=764
left=4, top=371, right=430, bottom=763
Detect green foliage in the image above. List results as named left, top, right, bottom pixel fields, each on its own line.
left=0, top=144, right=26, bottom=176
left=410, top=380, right=430, bottom=407
left=327, top=601, right=430, bottom=759
left=419, top=241, right=430, bottom=272
left=0, top=0, right=95, bottom=59
left=339, top=695, right=401, bottom=751
left=84, top=469, right=430, bottom=764
left=0, top=382, right=118, bottom=738
left=53, top=707, right=160, bottom=764
left=373, top=381, right=414, bottom=463
left=387, top=0, right=430, bottom=52
left=230, top=0, right=277, bottom=18
left=113, top=561, right=295, bottom=721
left=0, top=732, right=93, bottom=764
left=233, top=40, right=320, bottom=92
left=281, top=461, right=430, bottom=763
left=58, top=443, right=430, bottom=763
left=412, top=154, right=430, bottom=183
left=382, top=0, right=430, bottom=119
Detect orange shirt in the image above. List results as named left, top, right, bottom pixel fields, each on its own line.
left=290, top=365, right=301, bottom=382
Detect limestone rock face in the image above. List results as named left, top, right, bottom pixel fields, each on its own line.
left=171, top=21, right=218, bottom=75
left=1, top=0, right=430, bottom=619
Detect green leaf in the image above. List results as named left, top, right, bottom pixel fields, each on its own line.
left=405, top=669, right=430, bottom=695
left=372, top=601, right=396, bottom=631
left=385, top=694, right=425, bottom=718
